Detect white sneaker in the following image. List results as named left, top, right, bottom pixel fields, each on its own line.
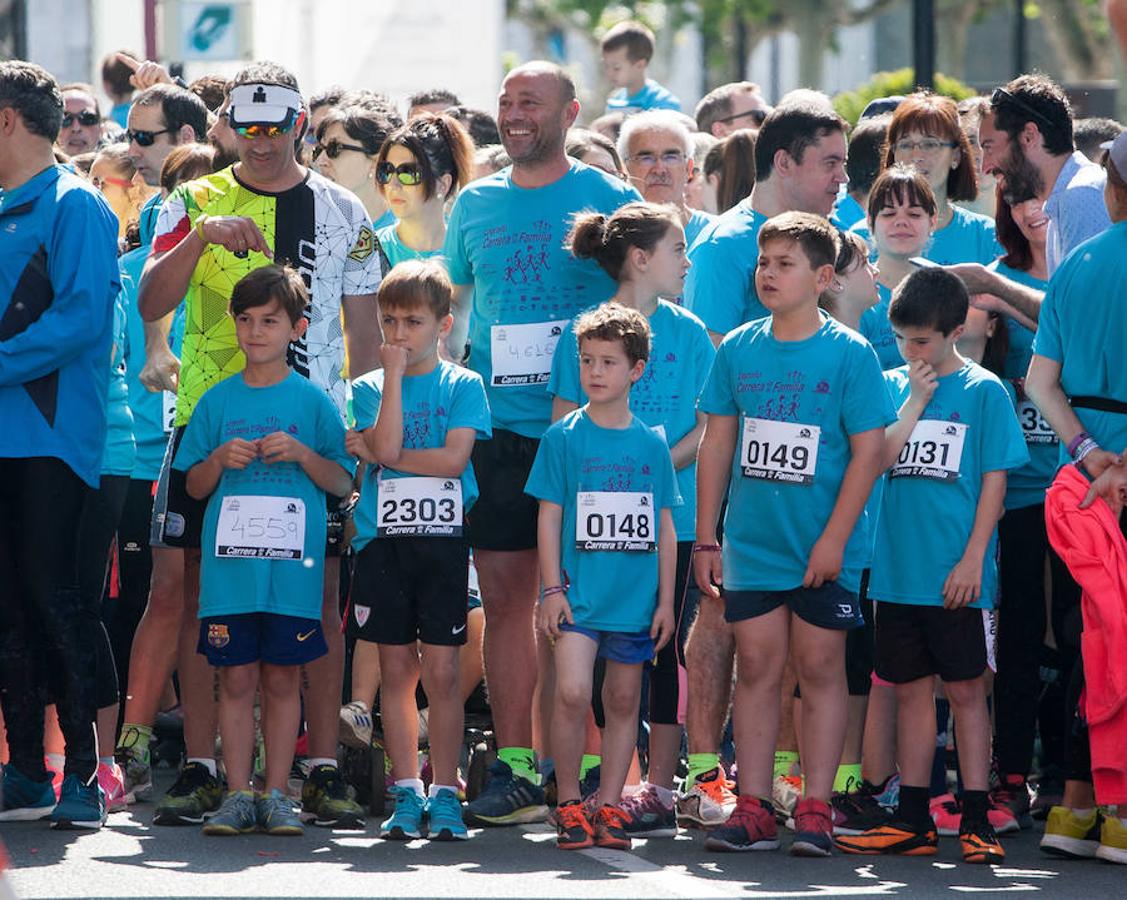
left=339, top=701, right=373, bottom=749
left=674, top=767, right=736, bottom=828
left=772, top=774, right=803, bottom=824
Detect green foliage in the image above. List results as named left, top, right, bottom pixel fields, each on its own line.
left=833, top=68, right=977, bottom=125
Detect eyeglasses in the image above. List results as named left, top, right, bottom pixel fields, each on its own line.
left=628, top=150, right=687, bottom=167
left=126, top=128, right=172, bottom=147
left=376, top=161, right=424, bottom=186
left=714, top=107, right=768, bottom=127
left=990, top=87, right=1058, bottom=132
left=91, top=174, right=132, bottom=191
left=234, top=120, right=299, bottom=139
left=893, top=138, right=957, bottom=154
left=62, top=111, right=100, bottom=128
left=313, top=139, right=368, bottom=161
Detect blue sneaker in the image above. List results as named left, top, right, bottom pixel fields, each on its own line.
left=50, top=775, right=106, bottom=830
left=0, top=764, right=56, bottom=821
left=464, top=760, right=547, bottom=826
left=381, top=786, right=426, bottom=840
left=426, top=788, right=469, bottom=841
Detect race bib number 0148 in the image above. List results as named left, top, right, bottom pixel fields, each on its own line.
left=215, top=495, right=305, bottom=559
left=891, top=420, right=966, bottom=481
left=741, top=417, right=820, bottom=485
left=490, top=320, right=568, bottom=387
left=575, top=491, right=655, bottom=552
left=377, top=476, right=463, bottom=537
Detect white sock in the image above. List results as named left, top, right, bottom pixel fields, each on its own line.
left=308, top=757, right=336, bottom=769
left=187, top=757, right=217, bottom=777
left=396, top=778, right=425, bottom=798
left=46, top=752, right=65, bottom=773
left=1069, top=807, right=1095, bottom=818
left=428, top=783, right=459, bottom=798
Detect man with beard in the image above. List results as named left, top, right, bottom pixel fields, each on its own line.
left=618, top=109, right=715, bottom=246
left=443, top=61, right=638, bottom=826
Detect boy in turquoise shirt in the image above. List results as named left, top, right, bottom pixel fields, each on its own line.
left=601, top=21, right=681, bottom=114
left=174, top=265, right=355, bottom=837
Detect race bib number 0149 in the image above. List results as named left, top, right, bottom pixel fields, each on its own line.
left=740, top=418, right=820, bottom=485
left=891, top=420, right=966, bottom=481
left=377, top=477, right=463, bottom=537
left=490, top=320, right=568, bottom=387
left=215, top=495, right=305, bottom=559
left=575, top=491, right=655, bottom=552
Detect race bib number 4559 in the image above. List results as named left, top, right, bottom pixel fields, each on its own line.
left=490, top=320, right=568, bottom=386
left=741, top=417, right=820, bottom=485
left=576, top=491, right=655, bottom=552
left=215, top=495, right=305, bottom=559
left=891, top=420, right=966, bottom=481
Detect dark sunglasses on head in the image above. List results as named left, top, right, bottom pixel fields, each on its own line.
left=376, top=161, right=424, bottom=186
left=126, top=128, right=172, bottom=147
left=62, top=111, right=100, bottom=128
left=990, top=87, right=1057, bottom=132
left=715, top=107, right=768, bottom=127
left=313, top=139, right=368, bottom=160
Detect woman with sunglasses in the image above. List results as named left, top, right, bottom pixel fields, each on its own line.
left=90, top=143, right=156, bottom=241
left=372, top=113, right=475, bottom=270
left=314, top=103, right=403, bottom=231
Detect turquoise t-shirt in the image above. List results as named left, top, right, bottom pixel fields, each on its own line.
left=989, top=261, right=1046, bottom=380
left=684, top=209, right=716, bottom=248
left=697, top=314, right=895, bottom=593
left=1005, top=376, right=1059, bottom=511
left=1032, top=221, right=1127, bottom=463
left=173, top=371, right=355, bottom=619
left=525, top=409, right=681, bottom=632
left=101, top=289, right=136, bottom=477
left=685, top=200, right=769, bottom=336
left=857, top=283, right=902, bottom=371
left=547, top=300, right=715, bottom=542
left=852, top=204, right=1002, bottom=266
left=869, top=362, right=1029, bottom=609
left=375, top=223, right=442, bottom=270
left=372, top=208, right=396, bottom=232
left=351, top=361, right=492, bottom=552
left=443, top=160, right=639, bottom=438
left=831, top=193, right=866, bottom=231
left=605, top=79, right=681, bottom=114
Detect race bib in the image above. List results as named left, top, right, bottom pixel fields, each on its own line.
left=575, top=491, right=655, bottom=552
left=377, top=476, right=463, bottom=537
left=891, top=420, right=966, bottom=481
left=740, top=418, right=820, bottom=485
left=162, top=391, right=177, bottom=433
left=1017, top=400, right=1057, bottom=445
left=215, top=495, right=305, bottom=559
left=490, top=320, right=568, bottom=386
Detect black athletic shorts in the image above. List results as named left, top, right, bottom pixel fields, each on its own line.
left=873, top=601, right=989, bottom=684
left=723, top=581, right=864, bottom=630
left=465, top=428, right=540, bottom=551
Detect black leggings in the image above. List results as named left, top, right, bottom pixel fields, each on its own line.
left=108, top=479, right=157, bottom=706
left=0, top=458, right=97, bottom=781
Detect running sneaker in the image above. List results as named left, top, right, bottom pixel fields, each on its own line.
left=1040, top=806, right=1102, bottom=858
left=50, top=775, right=106, bottom=830
left=871, top=773, right=900, bottom=811
left=675, top=767, right=737, bottom=828
left=1030, top=774, right=1063, bottom=821
left=772, top=774, right=803, bottom=824
left=593, top=804, right=632, bottom=850
left=579, top=764, right=601, bottom=805
left=463, top=760, right=547, bottom=826
left=835, top=819, right=939, bottom=856
left=256, top=788, right=304, bottom=836
left=556, top=799, right=595, bottom=850
left=619, top=784, right=677, bottom=837
left=96, top=761, right=128, bottom=813
left=426, top=788, right=469, bottom=841
left=338, top=701, right=373, bottom=750
left=791, top=797, right=834, bottom=857
left=203, top=790, right=258, bottom=835
left=990, top=774, right=1034, bottom=829
left=1096, top=814, right=1127, bottom=865
left=704, top=795, right=780, bottom=852
left=115, top=726, right=153, bottom=804
left=960, top=818, right=1005, bottom=864
left=831, top=781, right=892, bottom=835
left=0, top=764, right=56, bottom=821
left=930, top=792, right=1018, bottom=836
left=153, top=761, right=222, bottom=826
left=301, top=763, right=366, bottom=829
left=381, top=786, right=426, bottom=840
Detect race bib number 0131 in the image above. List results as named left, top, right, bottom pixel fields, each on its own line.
left=891, top=420, right=966, bottom=480
left=575, top=491, right=655, bottom=552
left=377, top=476, right=463, bottom=537
left=740, top=417, right=820, bottom=485
left=490, top=320, right=568, bottom=386
left=215, top=495, right=305, bottom=559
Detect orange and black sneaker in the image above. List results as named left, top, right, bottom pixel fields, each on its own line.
left=835, top=818, right=939, bottom=856
left=960, top=819, right=1005, bottom=864
left=593, top=804, right=632, bottom=851
left=556, top=799, right=595, bottom=850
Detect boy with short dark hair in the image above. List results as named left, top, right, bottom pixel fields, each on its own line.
left=835, top=267, right=1028, bottom=864
left=601, top=20, right=681, bottom=114
left=346, top=259, right=491, bottom=842
left=529, top=302, right=680, bottom=852
left=174, top=264, right=355, bottom=836
left=694, top=212, right=893, bottom=856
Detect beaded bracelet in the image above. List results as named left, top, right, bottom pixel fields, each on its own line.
left=1073, top=438, right=1100, bottom=466
left=692, top=543, right=722, bottom=553
left=1067, top=431, right=1091, bottom=458
left=542, top=585, right=568, bottom=598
